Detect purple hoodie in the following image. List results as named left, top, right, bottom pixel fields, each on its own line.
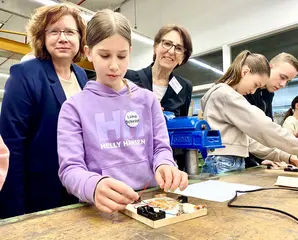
left=58, top=80, right=176, bottom=204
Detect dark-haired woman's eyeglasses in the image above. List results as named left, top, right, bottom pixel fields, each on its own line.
left=161, top=39, right=186, bottom=55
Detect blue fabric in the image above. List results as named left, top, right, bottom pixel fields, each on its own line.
left=0, top=58, right=88, bottom=218
left=202, top=155, right=245, bottom=175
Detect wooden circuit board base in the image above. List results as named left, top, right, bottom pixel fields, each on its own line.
left=121, top=197, right=207, bottom=228
left=264, top=169, right=298, bottom=176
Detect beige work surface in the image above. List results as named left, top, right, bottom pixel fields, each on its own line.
left=0, top=167, right=297, bottom=240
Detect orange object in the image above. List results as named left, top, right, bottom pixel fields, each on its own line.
left=194, top=204, right=207, bottom=210
left=155, top=193, right=167, bottom=198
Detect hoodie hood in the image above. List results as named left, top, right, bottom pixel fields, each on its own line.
left=201, top=83, right=228, bottom=112
left=84, top=79, right=139, bottom=98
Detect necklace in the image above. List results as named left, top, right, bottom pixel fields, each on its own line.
left=58, top=71, right=72, bottom=81
left=153, top=78, right=168, bottom=86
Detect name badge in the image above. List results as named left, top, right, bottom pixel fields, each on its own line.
left=169, top=77, right=182, bottom=95
left=125, top=111, right=140, bottom=128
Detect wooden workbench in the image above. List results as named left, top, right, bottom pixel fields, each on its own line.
left=0, top=167, right=297, bottom=240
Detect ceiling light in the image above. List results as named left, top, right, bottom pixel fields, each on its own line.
left=131, top=32, right=154, bottom=45
left=30, top=0, right=223, bottom=75
left=189, top=59, right=224, bottom=75
left=31, top=0, right=59, bottom=6
left=81, top=13, right=93, bottom=21
left=0, top=73, right=10, bottom=78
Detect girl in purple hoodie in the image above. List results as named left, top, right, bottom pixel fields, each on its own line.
left=57, top=9, right=188, bottom=214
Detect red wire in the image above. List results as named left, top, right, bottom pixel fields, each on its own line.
left=138, top=181, right=149, bottom=196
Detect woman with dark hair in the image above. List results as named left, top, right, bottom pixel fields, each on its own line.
left=281, top=95, right=298, bottom=137
left=125, top=25, right=193, bottom=117
left=0, top=4, right=88, bottom=218
left=124, top=25, right=193, bottom=171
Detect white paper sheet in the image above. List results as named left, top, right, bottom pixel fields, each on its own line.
left=174, top=180, right=261, bottom=202
left=274, top=176, right=298, bottom=188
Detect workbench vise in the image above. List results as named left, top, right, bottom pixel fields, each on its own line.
left=164, top=111, right=224, bottom=177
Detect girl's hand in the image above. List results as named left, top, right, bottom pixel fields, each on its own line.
left=94, top=178, right=139, bottom=213
left=155, top=165, right=188, bottom=192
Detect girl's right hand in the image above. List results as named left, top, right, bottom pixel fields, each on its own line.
left=94, top=178, right=139, bottom=213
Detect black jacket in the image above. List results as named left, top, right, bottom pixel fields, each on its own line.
left=125, top=65, right=193, bottom=117
left=244, top=88, right=274, bottom=167
left=245, top=89, right=274, bottom=120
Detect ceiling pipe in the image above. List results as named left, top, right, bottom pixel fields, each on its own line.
left=0, top=8, right=29, bottom=19
left=0, top=53, right=15, bottom=67
left=77, top=0, right=87, bottom=6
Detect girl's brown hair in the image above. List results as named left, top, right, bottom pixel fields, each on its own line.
left=281, top=95, right=298, bottom=125
left=27, top=4, right=86, bottom=63
left=216, top=50, right=270, bottom=86
left=86, top=9, right=132, bottom=94
left=86, top=9, right=131, bottom=49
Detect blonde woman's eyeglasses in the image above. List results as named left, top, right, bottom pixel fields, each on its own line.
left=45, top=28, right=80, bottom=38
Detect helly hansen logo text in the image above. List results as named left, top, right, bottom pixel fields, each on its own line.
left=95, top=110, right=146, bottom=149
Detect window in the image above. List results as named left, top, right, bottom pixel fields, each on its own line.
left=231, top=27, right=298, bottom=123
left=174, top=50, right=223, bottom=86
left=191, top=94, right=204, bottom=116
left=231, top=28, right=298, bottom=62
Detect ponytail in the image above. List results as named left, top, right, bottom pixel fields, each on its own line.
left=216, top=50, right=250, bottom=85
left=216, top=50, right=270, bottom=87
left=122, top=78, right=131, bottom=96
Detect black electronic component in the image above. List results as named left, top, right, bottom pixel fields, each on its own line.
left=133, top=196, right=142, bottom=204
left=284, top=166, right=298, bottom=172
left=266, top=164, right=272, bottom=169
left=177, top=195, right=188, bottom=203
left=137, top=205, right=166, bottom=221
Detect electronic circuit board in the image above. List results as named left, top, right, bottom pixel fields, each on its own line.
left=121, top=196, right=207, bottom=228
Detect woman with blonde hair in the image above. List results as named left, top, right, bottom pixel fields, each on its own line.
left=201, top=50, right=298, bottom=174
left=0, top=4, right=88, bottom=218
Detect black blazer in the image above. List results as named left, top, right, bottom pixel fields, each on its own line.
left=125, top=65, right=193, bottom=117
left=0, top=59, right=88, bottom=218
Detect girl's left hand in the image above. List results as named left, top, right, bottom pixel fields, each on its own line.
left=155, top=165, right=188, bottom=192
left=289, top=155, right=298, bottom=167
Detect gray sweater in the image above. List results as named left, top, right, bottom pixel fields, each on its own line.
left=201, top=83, right=298, bottom=162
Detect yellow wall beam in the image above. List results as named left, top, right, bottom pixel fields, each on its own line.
left=76, top=60, right=94, bottom=70
left=0, top=37, right=94, bottom=70
left=0, top=29, right=27, bottom=37
left=0, top=37, right=30, bottom=55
